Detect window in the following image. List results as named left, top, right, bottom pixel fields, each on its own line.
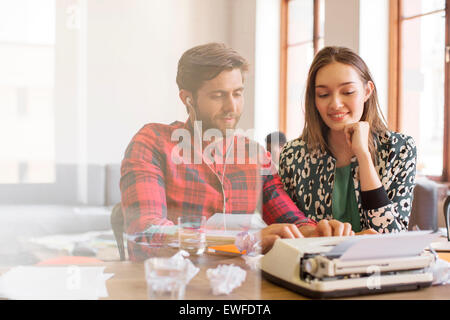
left=389, top=0, right=449, bottom=181
left=279, top=0, right=324, bottom=139
left=0, top=0, right=55, bottom=183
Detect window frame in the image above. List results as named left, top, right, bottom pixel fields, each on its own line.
left=389, top=0, right=450, bottom=182
left=279, top=0, right=322, bottom=134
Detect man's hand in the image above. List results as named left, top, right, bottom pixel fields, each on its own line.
left=299, top=219, right=354, bottom=237
left=260, top=223, right=303, bottom=254
left=299, top=220, right=380, bottom=237
left=355, top=228, right=378, bottom=235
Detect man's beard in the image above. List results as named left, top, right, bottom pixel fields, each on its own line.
left=198, top=113, right=241, bottom=135
left=188, top=99, right=241, bottom=135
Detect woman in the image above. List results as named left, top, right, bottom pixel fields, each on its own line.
left=279, top=46, right=416, bottom=234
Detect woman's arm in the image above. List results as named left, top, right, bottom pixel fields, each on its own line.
left=344, top=121, right=382, bottom=191
left=361, top=136, right=417, bottom=232
left=345, top=123, right=417, bottom=232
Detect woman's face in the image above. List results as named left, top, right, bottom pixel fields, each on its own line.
left=314, top=62, right=373, bottom=132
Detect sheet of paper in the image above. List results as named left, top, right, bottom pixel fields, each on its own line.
left=126, top=214, right=267, bottom=242
left=0, top=266, right=112, bottom=300
left=126, top=225, right=178, bottom=243
left=98, top=273, right=114, bottom=298
left=29, top=230, right=116, bottom=252
left=206, top=213, right=267, bottom=231
left=206, top=229, right=241, bottom=239
left=327, top=231, right=441, bottom=261
left=431, top=241, right=450, bottom=252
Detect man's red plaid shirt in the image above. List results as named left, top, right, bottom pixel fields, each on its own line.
left=120, top=119, right=316, bottom=261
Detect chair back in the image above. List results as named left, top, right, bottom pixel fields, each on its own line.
left=444, top=195, right=450, bottom=241
left=409, top=177, right=439, bottom=230
left=110, top=203, right=126, bottom=260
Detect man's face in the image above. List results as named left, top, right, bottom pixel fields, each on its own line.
left=193, top=68, right=244, bottom=134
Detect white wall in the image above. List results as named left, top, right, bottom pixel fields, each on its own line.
left=359, top=0, right=389, bottom=118
left=324, top=0, right=360, bottom=52
left=85, top=0, right=232, bottom=165
left=53, top=0, right=262, bottom=166
left=228, top=0, right=257, bottom=136
left=324, top=0, right=389, bottom=118
left=254, top=0, right=281, bottom=145
left=54, top=0, right=80, bottom=165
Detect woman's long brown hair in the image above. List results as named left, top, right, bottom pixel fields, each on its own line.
left=301, top=46, right=388, bottom=163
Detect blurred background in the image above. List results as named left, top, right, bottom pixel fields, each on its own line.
left=0, top=0, right=448, bottom=266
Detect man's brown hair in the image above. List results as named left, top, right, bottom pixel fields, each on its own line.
left=176, top=43, right=249, bottom=95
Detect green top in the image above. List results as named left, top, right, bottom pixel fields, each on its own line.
left=332, top=164, right=361, bottom=232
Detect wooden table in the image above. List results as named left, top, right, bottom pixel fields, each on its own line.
left=1, top=240, right=449, bottom=300
left=103, top=250, right=263, bottom=300
left=101, top=250, right=450, bottom=300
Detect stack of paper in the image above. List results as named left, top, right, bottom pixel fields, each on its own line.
left=327, top=230, right=441, bottom=261
left=0, top=266, right=113, bottom=300
left=206, top=213, right=267, bottom=238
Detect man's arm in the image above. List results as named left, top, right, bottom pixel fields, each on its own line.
left=261, top=172, right=317, bottom=228
left=120, top=127, right=173, bottom=260
left=262, top=171, right=363, bottom=238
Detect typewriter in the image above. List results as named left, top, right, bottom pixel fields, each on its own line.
left=261, top=231, right=440, bottom=298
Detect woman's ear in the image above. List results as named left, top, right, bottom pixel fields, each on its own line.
left=364, top=81, right=375, bottom=102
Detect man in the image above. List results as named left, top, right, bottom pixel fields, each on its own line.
left=120, top=43, right=353, bottom=261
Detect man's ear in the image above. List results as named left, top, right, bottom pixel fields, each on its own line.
left=179, top=90, right=194, bottom=114
left=364, top=81, right=375, bottom=102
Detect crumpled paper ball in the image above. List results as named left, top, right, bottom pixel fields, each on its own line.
left=241, top=254, right=264, bottom=271
left=431, top=258, right=450, bottom=286
left=206, top=264, right=246, bottom=295
left=235, top=231, right=261, bottom=256
left=169, top=250, right=199, bottom=283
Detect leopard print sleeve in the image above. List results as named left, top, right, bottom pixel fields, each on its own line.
left=363, top=132, right=417, bottom=233
left=279, top=140, right=298, bottom=205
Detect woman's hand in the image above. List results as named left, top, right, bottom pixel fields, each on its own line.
left=344, top=121, right=370, bottom=159
left=260, top=223, right=380, bottom=254
left=260, top=224, right=303, bottom=254
left=344, top=121, right=383, bottom=191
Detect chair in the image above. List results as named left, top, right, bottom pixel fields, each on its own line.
left=444, top=195, right=450, bottom=241
left=409, top=177, right=439, bottom=231
left=110, top=203, right=126, bottom=261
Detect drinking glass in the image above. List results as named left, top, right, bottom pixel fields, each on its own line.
left=144, top=257, right=188, bottom=300
left=177, top=215, right=206, bottom=255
